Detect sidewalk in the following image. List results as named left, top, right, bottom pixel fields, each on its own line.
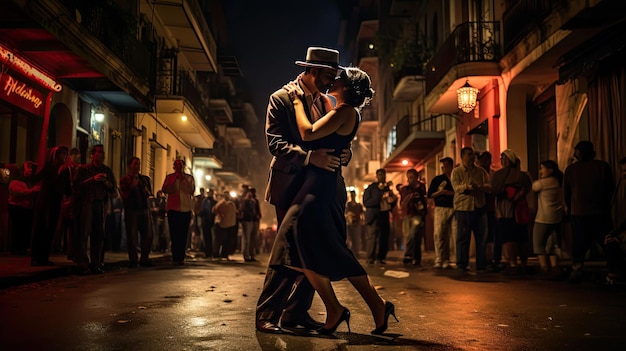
left=0, top=250, right=171, bottom=289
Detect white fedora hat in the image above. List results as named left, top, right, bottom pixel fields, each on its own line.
left=295, top=47, right=344, bottom=70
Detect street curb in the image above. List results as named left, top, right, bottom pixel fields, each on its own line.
left=0, top=254, right=173, bottom=289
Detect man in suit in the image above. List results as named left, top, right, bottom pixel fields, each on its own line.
left=73, top=144, right=117, bottom=274
left=363, top=168, right=397, bottom=265
left=256, top=47, right=349, bottom=334
left=119, top=157, right=154, bottom=267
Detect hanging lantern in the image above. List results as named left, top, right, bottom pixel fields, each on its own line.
left=457, top=80, right=479, bottom=113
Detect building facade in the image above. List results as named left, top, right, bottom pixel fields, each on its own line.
left=0, top=0, right=261, bottom=251
left=341, top=0, right=625, bottom=253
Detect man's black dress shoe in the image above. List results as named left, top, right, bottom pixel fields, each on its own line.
left=256, top=320, right=283, bottom=334
left=281, top=314, right=324, bottom=332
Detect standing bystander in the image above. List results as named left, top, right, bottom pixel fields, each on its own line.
left=564, top=141, right=614, bottom=282
left=477, top=151, right=497, bottom=270
left=428, top=157, right=456, bottom=269
left=162, top=159, right=195, bottom=265
left=119, top=157, right=154, bottom=267
left=491, top=150, right=532, bottom=274
left=240, top=189, right=259, bottom=262
left=363, top=168, right=397, bottom=265
left=399, top=169, right=428, bottom=267
left=250, top=188, right=262, bottom=258
left=200, top=189, right=217, bottom=259
left=151, top=190, right=168, bottom=252
left=345, top=190, right=364, bottom=257
left=604, top=157, right=626, bottom=284
left=213, top=191, right=238, bottom=260
left=58, top=148, right=81, bottom=260
left=532, top=160, right=565, bottom=277
left=450, top=147, right=490, bottom=272
left=73, top=144, right=117, bottom=274
left=31, top=146, right=68, bottom=266
left=7, top=161, right=40, bottom=255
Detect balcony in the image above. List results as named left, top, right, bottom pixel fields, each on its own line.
left=226, top=127, right=251, bottom=149
left=193, top=147, right=223, bottom=170
left=393, top=66, right=425, bottom=102
left=152, top=0, right=217, bottom=72
left=2, top=0, right=154, bottom=111
left=155, top=69, right=215, bottom=149
left=209, top=99, right=233, bottom=125
left=424, top=21, right=501, bottom=95
left=59, top=0, right=154, bottom=86
left=502, top=0, right=565, bottom=53
left=382, top=115, right=445, bottom=172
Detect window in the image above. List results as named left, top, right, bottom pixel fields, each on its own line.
left=386, top=126, right=397, bottom=158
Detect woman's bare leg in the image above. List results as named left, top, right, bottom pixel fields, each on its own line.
left=347, top=275, right=386, bottom=327
left=302, top=268, right=344, bottom=328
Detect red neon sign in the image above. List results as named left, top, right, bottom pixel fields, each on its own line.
left=0, top=43, right=62, bottom=92
left=0, top=72, right=46, bottom=116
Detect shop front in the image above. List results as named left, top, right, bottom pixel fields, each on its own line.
left=0, top=42, right=62, bottom=251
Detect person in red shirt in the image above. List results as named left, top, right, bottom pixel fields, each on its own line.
left=162, top=159, right=195, bottom=265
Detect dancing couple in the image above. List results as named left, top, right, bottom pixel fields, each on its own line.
left=256, top=47, right=398, bottom=339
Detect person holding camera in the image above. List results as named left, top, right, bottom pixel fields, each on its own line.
left=364, top=168, right=398, bottom=264
left=162, top=159, right=195, bottom=265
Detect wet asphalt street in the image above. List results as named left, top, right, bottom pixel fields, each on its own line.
left=0, top=254, right=624, bottom=351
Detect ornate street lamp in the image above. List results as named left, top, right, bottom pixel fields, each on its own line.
left=457, top=80, right=479, bottom=113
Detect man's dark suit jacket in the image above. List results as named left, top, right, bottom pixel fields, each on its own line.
left=263, top=81, right=331, bottom=266
left=363, top=182, right=395, bottom=225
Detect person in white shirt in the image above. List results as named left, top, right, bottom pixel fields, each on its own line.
left=212, top=191, right=238, bottom=260
left=532, top=160, right=564, bottom=277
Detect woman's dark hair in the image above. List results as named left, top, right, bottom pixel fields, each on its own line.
left=341, top=67, right=374, bottom=110
left=540, top=159, right=563, bottom=185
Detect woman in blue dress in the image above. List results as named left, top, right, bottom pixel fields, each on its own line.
left=280, top=67, right=397, bottom=338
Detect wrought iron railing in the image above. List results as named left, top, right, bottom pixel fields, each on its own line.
left=502, top=0, right=566, bottom=53
left=156, top=69, right=211, bottom=127
left=58, top=0, right=154, bottom=86
left=394, top=113, right=454, bottom=147
left=424, top=21, right=501, bottom=94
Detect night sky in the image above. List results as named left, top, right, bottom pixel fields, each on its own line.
left=221, top=0, right=348, bottom=122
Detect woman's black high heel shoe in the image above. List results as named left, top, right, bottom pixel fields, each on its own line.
left=318, top=308, right=351, bottom=334
left=371, top=301, right=398, bottom=337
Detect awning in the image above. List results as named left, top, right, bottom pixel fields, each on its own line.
left=382, top=130, right=445, bottom=172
